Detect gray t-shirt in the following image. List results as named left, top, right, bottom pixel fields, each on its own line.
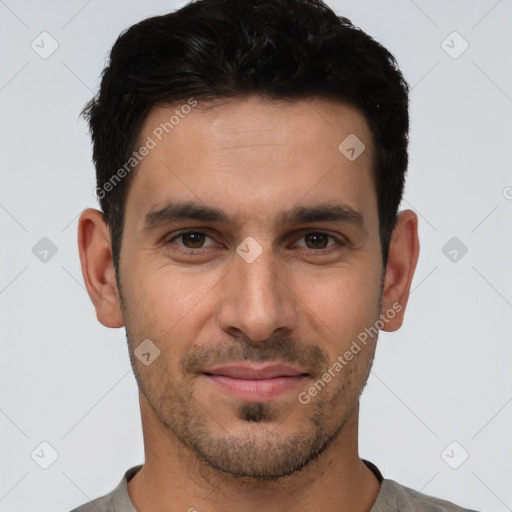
left=70, top=460, right=480, bottom=512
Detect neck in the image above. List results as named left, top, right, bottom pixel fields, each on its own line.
left=128, top=395, right=381, bottom=512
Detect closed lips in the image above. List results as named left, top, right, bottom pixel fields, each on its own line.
left=203, top=364, right=307, bottom=379
left=202, top=363, right=308, bottom=401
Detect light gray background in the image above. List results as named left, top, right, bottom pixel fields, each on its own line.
left=1, top=1, right=511, bottom=511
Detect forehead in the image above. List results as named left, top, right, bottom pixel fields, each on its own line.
left=125, top=95, right=377, bottom=229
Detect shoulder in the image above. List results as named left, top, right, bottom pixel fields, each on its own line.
left=377, top=478, right=481, bottom=512
left=69, top=493, right=112, bottom=512
left=68, top=464, right=142, bottom=512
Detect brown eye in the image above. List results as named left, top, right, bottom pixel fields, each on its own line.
left=180, top=232, right=206, bottom=248
left=165, top=230, right=222, bottom=261
left=303, top=232, right=330, bottom=249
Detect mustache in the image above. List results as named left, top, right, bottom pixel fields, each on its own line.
left=180, top=335, right=329, bottom=377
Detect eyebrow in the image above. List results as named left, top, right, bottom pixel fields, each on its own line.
left=142, top=200, right=367, bottom=234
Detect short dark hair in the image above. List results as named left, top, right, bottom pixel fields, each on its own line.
left=82, top=0, right=409, bottom=281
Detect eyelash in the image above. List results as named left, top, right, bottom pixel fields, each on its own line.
left=165, top=230, right=345, bottom=255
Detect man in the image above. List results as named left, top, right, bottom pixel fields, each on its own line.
left=72, top=0, right=478, bottom=510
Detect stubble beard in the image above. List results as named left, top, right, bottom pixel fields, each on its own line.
left=128, top=333, right=376, bottom=481
left=119, top=277, right=381, bottom=481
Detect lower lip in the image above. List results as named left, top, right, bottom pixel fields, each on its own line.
left=205, top=374, right=306, bottom=401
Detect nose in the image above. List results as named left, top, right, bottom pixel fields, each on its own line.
left=216, top=246, right=298, bottom=343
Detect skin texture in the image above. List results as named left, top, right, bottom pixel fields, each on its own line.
left=78, top=95, right=419, bottom=512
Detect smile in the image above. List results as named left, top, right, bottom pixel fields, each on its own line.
left=203, top=363, right=308, bottom=401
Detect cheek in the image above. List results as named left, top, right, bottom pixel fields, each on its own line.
left=123, top=264, right=223, bottom=349
left=293, top=266, right=381, bottom=350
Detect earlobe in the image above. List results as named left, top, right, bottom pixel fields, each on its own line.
left=380, top=209, right=420, bottom=332
left=77, top=208, right=124, bottom=328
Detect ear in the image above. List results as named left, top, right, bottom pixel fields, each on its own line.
left=77, top=208, right=124, bottom=328
left=380, top=209, right=420, bottom=332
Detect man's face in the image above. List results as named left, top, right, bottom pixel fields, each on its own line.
left=118, top=95, right=384, bottom=478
